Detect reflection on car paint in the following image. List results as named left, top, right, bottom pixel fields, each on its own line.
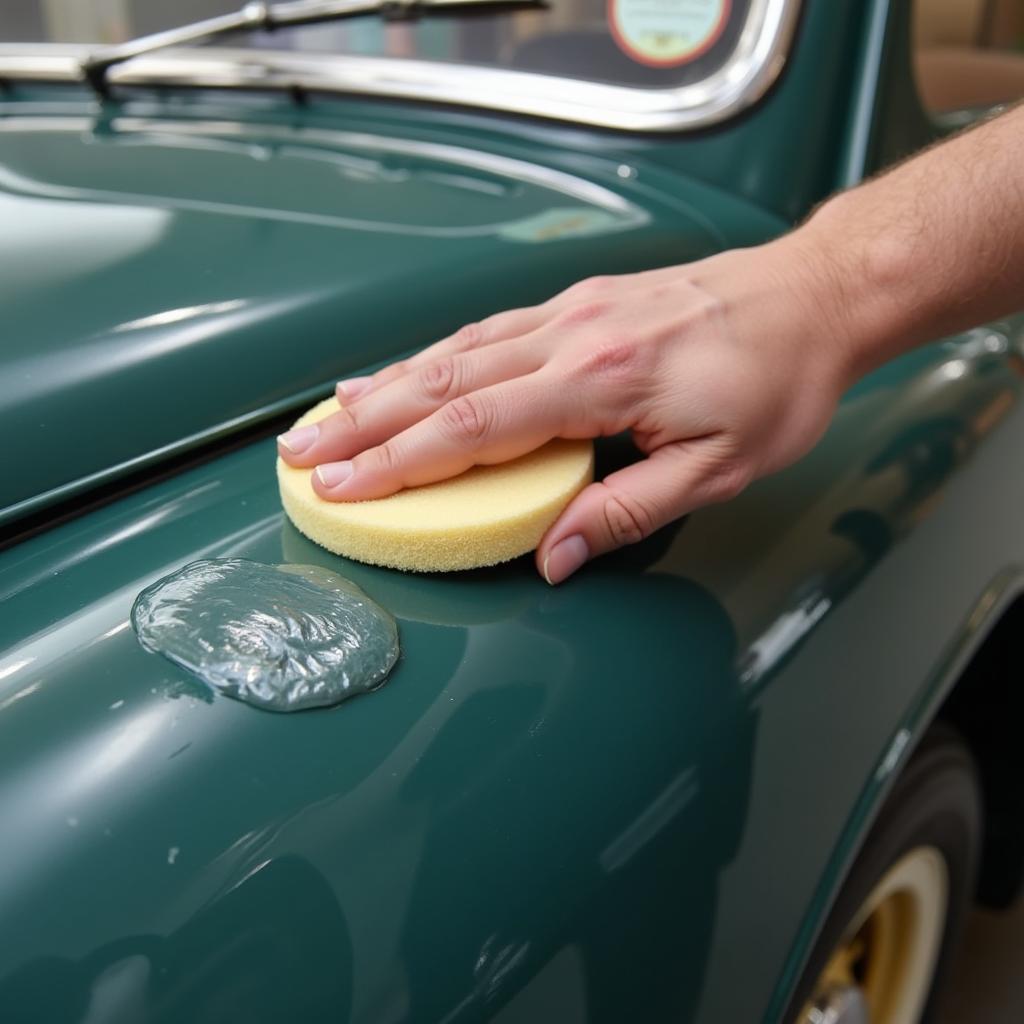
left=0, top=116, right=649, bottom=238
left=725, top=329, right=1024, bottom=695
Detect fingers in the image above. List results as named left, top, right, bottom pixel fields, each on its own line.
left=311, top=373, right=570, bottom=500
left=335, top=305, right=549, bottom=401
left=329, top=272, right=649, bottom=404
left=536, top=439, right=750, bottom=584
left=278, top=339, right=543, bottom=468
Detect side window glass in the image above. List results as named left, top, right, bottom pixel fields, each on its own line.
left=914, top=0, right=1024, bottom=117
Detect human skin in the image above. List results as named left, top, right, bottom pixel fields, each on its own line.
left=279, top=104, right=1024, bottom=584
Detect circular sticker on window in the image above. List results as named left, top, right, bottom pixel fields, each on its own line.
left=608, top=0, right=730, bottom=68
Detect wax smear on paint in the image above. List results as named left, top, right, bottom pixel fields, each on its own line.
left=132, top=558, right=399, bottom=712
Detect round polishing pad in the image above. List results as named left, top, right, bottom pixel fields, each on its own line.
left=278, top=397, right=594, bottom=572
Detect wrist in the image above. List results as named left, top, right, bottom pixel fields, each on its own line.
left=789, top=190, right=922, bottom=385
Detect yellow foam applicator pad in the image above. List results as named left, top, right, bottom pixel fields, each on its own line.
left=277, top=397, right=594, bottom=572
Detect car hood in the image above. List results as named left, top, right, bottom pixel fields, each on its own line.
left=0, top=104, right=736, bottom=527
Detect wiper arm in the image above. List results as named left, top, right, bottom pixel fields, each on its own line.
left=81, top=0, right=547, bottom=98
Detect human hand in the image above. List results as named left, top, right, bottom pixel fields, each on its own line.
left=278, top=232, right=854, bottom=583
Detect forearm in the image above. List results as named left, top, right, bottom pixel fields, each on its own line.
left=790, top=103, right=1024, bottom=382
left=279, top=105, right=1024, bottom=580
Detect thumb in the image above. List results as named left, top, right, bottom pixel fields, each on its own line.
left=536, top=440, right=748, bottom=584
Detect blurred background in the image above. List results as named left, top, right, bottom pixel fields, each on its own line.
left=7, top=0, right=1021, bottom=104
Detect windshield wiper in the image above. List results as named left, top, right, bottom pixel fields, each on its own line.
left=81, top=0, right=547, bottom=98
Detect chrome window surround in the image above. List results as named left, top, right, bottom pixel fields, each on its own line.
left=0, top=0, right=802, bottom=133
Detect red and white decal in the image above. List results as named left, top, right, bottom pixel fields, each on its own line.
left=608, top=0, right=730, bottom=68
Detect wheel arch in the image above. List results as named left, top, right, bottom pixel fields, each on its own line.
left=770, top=565, right=1024, bottom=1022
left=935, top=589, right=1024, bottom=908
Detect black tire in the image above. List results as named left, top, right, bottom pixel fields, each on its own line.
left=783, top=722, right=982, bottom=1024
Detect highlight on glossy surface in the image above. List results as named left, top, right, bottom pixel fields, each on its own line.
left=131, top=558, right=399, bottom=711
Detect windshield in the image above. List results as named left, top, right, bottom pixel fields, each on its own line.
left=5, top=0, right=755, bottom=90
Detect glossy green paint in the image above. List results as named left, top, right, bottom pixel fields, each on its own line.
left=1, top=2, right=1021, bottom=1022
left=1, top=100, right=786, bottom=527
left=2, top=319, right=1023, bottom=1024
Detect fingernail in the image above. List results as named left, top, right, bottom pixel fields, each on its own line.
left=316, top=461, right=353, bottom=488
left=542, top=535, right=588, bottom=585
left=278, top=424, right=319, bottom=454
left=336, top=376, right=372, bottom=401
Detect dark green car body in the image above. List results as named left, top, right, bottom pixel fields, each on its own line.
left=1, top=1, right=1023, bottom=1021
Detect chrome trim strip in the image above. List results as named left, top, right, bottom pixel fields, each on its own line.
left=0, top=0, right=802, bottom=132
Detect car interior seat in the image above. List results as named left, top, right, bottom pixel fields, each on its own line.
left=914, top=0, right=1024, bottom=112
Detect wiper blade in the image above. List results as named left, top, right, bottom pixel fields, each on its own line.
left=81, top=0, right=547, bottom=98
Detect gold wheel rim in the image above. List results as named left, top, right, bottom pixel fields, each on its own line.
left=797, top=846, right=948, bottom=1024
